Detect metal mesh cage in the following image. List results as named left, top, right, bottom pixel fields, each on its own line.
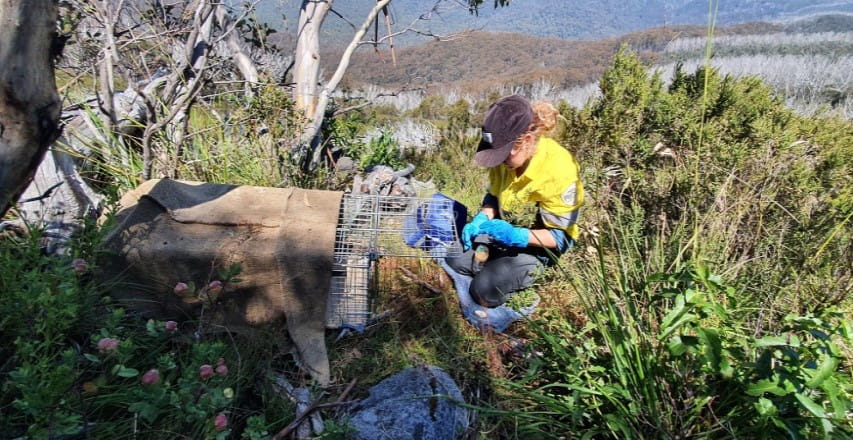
left=326, top=194, right=463, bottom=328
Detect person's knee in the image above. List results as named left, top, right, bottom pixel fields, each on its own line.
left=470, top=277, right=508, bottom=307
left=445, top=253, right=472, bottom=276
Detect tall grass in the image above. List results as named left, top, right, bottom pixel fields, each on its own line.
left=496, top=199, right=851, bottom=438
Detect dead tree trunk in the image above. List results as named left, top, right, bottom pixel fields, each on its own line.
left=294, top=0, right=331, bottom=122
left=0, top=0, right=62, bottom=218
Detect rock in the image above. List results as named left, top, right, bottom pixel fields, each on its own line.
left=336, top=156, right=356, bottom=173
left=345, top=365, right=469, bottom=440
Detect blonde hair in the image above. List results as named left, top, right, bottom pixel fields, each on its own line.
left=519, top=101, right=559, bottom=156
left=530, top=101, right=559, bottom=138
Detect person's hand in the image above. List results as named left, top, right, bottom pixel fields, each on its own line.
left=461, top=212, right=489, bottom=250
left=479, top=219, right=530, bottom=248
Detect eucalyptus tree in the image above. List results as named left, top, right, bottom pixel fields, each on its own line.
left=0, top=0, right=62, bottom=218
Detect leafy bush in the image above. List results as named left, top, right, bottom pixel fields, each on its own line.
left=507, top=256, right=851, bottom=438
left=0, top=228, right=100, bottom=438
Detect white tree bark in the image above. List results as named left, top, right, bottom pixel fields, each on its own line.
left=0, top=0, right=61, bottom=217
left=16, top=137, right=104, bottom=254
left=215, top=4, right=260, bottom=91
left=296, top=0, right=392, bottom=169
left=294, top=0, right=333, bottom=120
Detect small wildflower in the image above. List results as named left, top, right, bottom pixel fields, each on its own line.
left=96, top=337, right=119, bottom=354
left=216, top=357, right=226, bottom=367
left=215, top=363, right=228, bottom=376
left=213, top=413, right=228, bottom=431
left=199, top=364, right=214, bottom=380
left=71, top=258, right=88, bottom=274
left=141, top=369, right=160, bottom=386
left=165, top=320, right=178, bottom=332
left=206, top=280, right=223, bottom=295
left=223, top=387, right=234, bottom=399
left=173, top=282, right=191, bottom=296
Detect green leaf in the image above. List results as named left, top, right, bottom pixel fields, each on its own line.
left=116, top=366, right=139, bottom=378
left=83, top=353, right=100, bottom=363
left=667, top=335, right=689, bottom=356
left=646, top=273, right=672, bottom=282
left=841, top=319, right=853, bottom=340
left=659, top=313, right=697, bottom=340
left=808, top=329, right=830, bottom=341
left=660, top=294, right=687, bottom=328
left=795, top=392, right=827, bottom=418
left=696, top=328, right=722, bottom=371
left=129, top=402, right=159, bottom=422
left=746, top=379, right=788, bottom=397
left=819, top=380, right=847, bottom=419
left=805, top=355, right=839, bottom=388
left=754, top=397, right=777, bottom=417
left=755, top=335, right=800, bottom=347
left=718, top=357, right=734, bottom=379
left=695, top=265, right=709, bottom=281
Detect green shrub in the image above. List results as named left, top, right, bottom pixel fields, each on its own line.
left=0, top=228, right=101, bottom=438
left=497, top=201, right=851, bottom=438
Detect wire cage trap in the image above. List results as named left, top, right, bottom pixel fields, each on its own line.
left=326, top=193, right=465, bottom=328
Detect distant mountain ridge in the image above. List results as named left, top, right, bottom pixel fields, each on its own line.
left=253, top=0, right=853, bottom=45
left=334, top=14, right=853, bottom=94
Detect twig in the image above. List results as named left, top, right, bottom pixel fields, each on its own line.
left=399, top=266, right=442, bottom=295
left=272, top=378, right=358, bottom=440
left=17, top=181, right=63, bottom=203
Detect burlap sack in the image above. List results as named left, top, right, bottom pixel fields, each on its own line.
left=100, top=179, right=342, bottom=385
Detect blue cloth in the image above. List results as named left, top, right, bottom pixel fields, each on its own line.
left=403, top=193, right=467, bottom=253
left=549, top=228, right=571, bottom=254
left=439, top=259, right=539, bottom=333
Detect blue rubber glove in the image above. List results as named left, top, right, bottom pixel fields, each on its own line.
left=479, top=219, right=530, bottom=248
left=461, top=212, right=489, bottom=251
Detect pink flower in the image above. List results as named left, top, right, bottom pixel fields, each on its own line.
left=206, top=280, right=223, bottom=295
left=164, top=320, right=178, bottom=332
left=216, top=357, right=226, bottom=367
left=173, top=282, right=191, bottom=296
left=213, top=413, right=227, bottom=431
left=96, top=337, right=119, bottom=353
left=141, top=369, right=160, bottom=385
left=71, top=258, right=88, bottom=274
left=216, top=364, right=228, bottom=376
left=199, top=364, right=214, bottom=380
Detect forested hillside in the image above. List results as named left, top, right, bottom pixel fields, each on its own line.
left=336, top=16, right=850, bottom=87
left=336, top=15, right=852, bottom=117
left=256, top=0, right=853, bottom=44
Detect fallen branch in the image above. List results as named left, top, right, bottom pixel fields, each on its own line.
left=272, top=378, right=358, bottom=440
left=399, top=266, right=443, bottom=295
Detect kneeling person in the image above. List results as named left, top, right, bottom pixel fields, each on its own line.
left=446, top=95, right=583, bottom=307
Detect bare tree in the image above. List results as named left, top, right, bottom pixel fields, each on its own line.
left=8, top=0, right=272, bottom=251
left=292, top=0, right=507, bottom=170
left=0, top=0, right=62, bottom=218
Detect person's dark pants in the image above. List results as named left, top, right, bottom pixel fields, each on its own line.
left=445, top=246, right=546, bottom=307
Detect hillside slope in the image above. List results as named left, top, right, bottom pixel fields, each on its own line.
left=333, top=15, right=852, bottom=95
left=255, top=0, right=853, bottom=45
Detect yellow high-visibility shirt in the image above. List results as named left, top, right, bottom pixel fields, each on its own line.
left=487, top=137, right=584, bottom=241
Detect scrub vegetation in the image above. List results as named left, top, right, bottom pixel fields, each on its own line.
left=1, top=15, right=851, bottom=440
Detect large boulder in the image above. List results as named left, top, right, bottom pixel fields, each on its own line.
left=345, top=365, right=469, bottom=440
